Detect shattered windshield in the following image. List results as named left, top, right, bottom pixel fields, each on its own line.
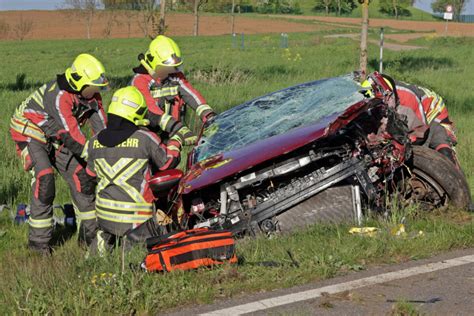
left=194, top=74, right=365, bottom=162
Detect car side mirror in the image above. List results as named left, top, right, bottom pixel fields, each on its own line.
left=148, top=169, right=183, bottom=197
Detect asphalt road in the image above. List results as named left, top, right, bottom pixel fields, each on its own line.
left=168, top=248, right=474, bottom=316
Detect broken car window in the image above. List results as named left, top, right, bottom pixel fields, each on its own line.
left=194, top=74, right=365, bottom=162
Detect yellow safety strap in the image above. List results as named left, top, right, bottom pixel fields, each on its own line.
left=20, top=146, right=30, bottom=168
left=94, top=158, right=148, bottom=204
left=150, top=86, right=179, bottom=98
left=96, top=207, right=152, bottom=224
left=170, top=134, right=183, bottom=147
left=10, top=117, right=47, bottom=143
left=81, top=141, right=89, bottom=160
left=29, top=217, right=53, bottom=229
left=76, top=210, right=97, bottom=221
left=96, top=197, right=152, bottom=212
left=167, top=145, right=180, bottom=152
left=196, top=104, right=212, bottom=117
left=426, top=98, right=445, bottom=124
left=159, top=114, right=173, bottom=131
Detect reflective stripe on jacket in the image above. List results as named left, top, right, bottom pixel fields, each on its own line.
left=10, top=78, right=106, bottom=157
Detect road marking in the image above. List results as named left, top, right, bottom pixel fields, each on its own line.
left=201, top=254, right=474, bottom=315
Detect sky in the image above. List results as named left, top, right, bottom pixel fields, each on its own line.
left=0, top=0, right=473, bottom=14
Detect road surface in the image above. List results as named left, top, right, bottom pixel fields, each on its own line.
left=169, top=248, right=474, bottom=315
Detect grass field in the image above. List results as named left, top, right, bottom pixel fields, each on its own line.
left=0, top=30, right=473, bottom=313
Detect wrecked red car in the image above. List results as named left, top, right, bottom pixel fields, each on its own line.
left=150, top=72, right=471, bottom=235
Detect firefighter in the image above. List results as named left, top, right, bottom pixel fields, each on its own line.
left=9, top=53, right=109, bottom=254
left=130, top=35, right=216, bottom=151
left=85, top=86, right=181, bottom=252
left=394, top=81, right=458, bottom=164
left=361, top=76, right=458, bottom=165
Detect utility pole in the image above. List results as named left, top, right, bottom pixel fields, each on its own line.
left=359, top=0, right=369, bottom=80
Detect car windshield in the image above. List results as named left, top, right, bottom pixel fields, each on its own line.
left=194, top=74, right=365, bottom=162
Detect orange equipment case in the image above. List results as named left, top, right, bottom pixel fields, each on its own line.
left=143, top=228, right=237, bottom=272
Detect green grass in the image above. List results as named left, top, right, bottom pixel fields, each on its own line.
left=1, top=30, right=474, bottom=313
left=0, top=210, right=472, bottom=313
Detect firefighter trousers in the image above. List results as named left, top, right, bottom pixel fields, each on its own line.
left=16, top=140, right=97, bottom=250
left=427, top=122, right=459, bottom=166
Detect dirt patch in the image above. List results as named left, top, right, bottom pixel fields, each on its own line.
left=385, top=32, right=435, bottom=43
left=272, top=15, right=474, bottom=37
left=0, top=11, right=332, bottom=40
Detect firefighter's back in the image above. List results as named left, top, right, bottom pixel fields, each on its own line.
left=88, top=129, right=158, bottom=236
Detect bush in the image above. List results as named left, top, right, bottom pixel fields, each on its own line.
left=379, top=0, right=413, bottom=18
left=256, top=0, right=302, bottom=15
left=313, top=0, right=358, bottom=15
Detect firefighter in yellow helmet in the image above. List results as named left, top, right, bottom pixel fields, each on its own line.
left=9, top=53, right=109, bottom=254
left=130, top=35, right=216, bottom=153
left=85, top=86, right=181, bottom=252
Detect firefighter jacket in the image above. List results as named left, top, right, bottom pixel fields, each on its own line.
left=86, top=125, right=180, bottom=236
left=395, top=81, right=454, bottom=143
left=10, top=75, right=106, bottom=158
left=130, top=66, right=215, bottom=135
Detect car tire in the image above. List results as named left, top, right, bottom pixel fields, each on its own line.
left=408, top=145, right=471, bottom=210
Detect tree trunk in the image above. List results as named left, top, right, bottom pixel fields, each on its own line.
left=86, top=13, right=92, bottom=39
left=231, top=0, right=236, bottom=34
left=159, top=0, right=166, bottom=34
left=393, top=0, right=398, bottom=19
left=359, top=0, right=369, bottom=80
left=193, top=0, right=199, bottom=36
left=325, top=5, right=329, bottom=15
left=337, top=0, right=341, bottom=16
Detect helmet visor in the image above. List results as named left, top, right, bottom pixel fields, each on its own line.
left=161, top=54, right=182, bottom=66
left=91, top=74, right=109, bottom=87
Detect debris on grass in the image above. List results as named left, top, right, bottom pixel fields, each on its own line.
left=349, top=227, right=378, bottom=237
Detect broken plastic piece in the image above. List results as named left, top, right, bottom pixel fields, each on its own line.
left=349, top=227, right=378, bottom=237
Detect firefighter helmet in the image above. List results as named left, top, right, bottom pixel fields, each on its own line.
left=360, top=80, right=374, bottom=98
left=65, top=54, right=108, bottom=92
left=144, top=35, right=183, bottom=70
left=360, top=76, right=394, bottom=98
left=108, top=86, right=148, bottom=126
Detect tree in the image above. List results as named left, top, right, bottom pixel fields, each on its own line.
left=63, top=0, right=100, bottom=39
left=322, top=0, right=332, bottom=14
left=191, top=0, right=208, bottom=36
left=379, top=0, right=413, bottom=18
left=359, top=0, right=369, bottom=80
left=432, top=0, right=468, bottom=20
left=101, top=7, right=121, bottom=38
left=135, top=0, right=160, bottom=38
left=254, top=0, right=302, bottom=14
left=313, top=0, right=357, bottom=15
left=158, top=0, right=166, bottom=35
left=123, top=9, right=137, bottom=37
left=13, top=16, right=33, bottom=41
